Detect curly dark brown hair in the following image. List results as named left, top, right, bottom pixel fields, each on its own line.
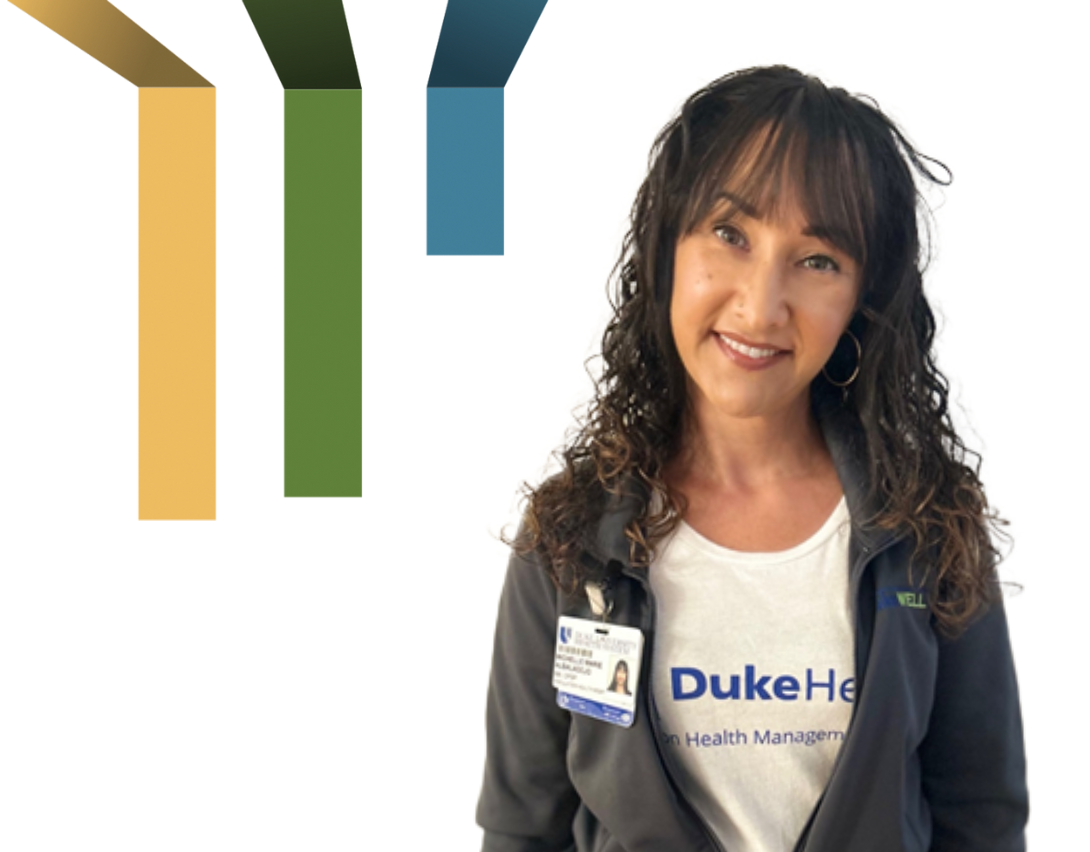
left=513, top=65, right=1008, bottom=636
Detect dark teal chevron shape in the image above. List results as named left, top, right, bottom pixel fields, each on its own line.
left=427, top=0, right=549, bottom=255
left=428, top=0, right=548, bottom=87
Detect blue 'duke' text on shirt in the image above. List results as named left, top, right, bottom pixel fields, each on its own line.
left=671, top=665, right=855, bottom=703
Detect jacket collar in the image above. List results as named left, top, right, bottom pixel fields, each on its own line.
left=593, top=393, right=902, bottom=570
left=814, top=392, right=903, bottom=557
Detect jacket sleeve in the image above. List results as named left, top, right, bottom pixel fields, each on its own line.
left=476, top=541, right=581, bottom=852
left=918, top=595, right=1029, bottom=851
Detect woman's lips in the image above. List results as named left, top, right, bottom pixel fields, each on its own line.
left=715, top=332, right=790, bottom=371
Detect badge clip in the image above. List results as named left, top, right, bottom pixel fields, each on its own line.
left=585, top=581, right=613, bottom=623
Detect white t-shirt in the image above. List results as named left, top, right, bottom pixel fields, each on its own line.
left=649, top=496, right=853, bottom=852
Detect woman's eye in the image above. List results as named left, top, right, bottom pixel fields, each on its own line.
left=802, top=254, right=840, bottom=273
left=714, top=224, right=746, bottom=247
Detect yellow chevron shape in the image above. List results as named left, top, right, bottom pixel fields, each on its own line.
left=9, top=0, right=210, bottom=87
left=10, top=0, right=216, bottom=520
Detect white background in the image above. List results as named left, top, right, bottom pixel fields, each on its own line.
left=0, top=0, right=1083, bottom=848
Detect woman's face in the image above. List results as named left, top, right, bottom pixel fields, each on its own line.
left=616, top=665, right=627, bottom=687
left=670, top=188, right=862, bottom=425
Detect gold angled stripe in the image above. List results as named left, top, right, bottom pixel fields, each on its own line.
left=8, top=0, right=210, bottom=88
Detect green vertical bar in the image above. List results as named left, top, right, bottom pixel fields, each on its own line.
left=284, top=89, right=362, bottom=496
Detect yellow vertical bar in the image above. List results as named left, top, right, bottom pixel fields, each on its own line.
left=138, top=88, right=216, bottom=520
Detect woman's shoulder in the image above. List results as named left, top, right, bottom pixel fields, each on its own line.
left=512, top=467, right=651, bottom=592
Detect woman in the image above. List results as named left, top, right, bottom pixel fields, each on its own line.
left=607, top=659, right=631, bottom=696
left=477, top=66, right=1027, bottom=852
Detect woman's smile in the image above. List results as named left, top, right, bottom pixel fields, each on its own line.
left=714, top=330, right=791, bottom=370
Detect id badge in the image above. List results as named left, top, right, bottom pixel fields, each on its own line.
left=553, top=616, right=644, bottom=728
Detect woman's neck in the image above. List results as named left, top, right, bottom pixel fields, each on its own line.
left=669, top=395, right=833, bottom=494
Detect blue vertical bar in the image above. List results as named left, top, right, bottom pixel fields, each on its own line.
left=427, top=87, right=504, bottom=256
left=426, top=0, right=547, bottom=256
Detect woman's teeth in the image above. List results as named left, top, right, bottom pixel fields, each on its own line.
left=718, top=334, right=781, bottom=359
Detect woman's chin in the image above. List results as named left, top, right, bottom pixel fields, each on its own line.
left=699, top=390, right=806, bottom=425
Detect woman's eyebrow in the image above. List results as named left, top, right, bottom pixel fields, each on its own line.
left=713, top=191, right=855, bottom=255
left=714, top=190, right=823, bottom=233
left=803, top=223, right=852, bottom=247
left=714, top=191, right=760, bottom=219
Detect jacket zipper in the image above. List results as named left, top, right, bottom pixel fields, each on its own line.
left=631, top=566, right=727, bottom=852
left=623, top=528, right=903, bottom=852
left=790, top=532, right=904, bottom=852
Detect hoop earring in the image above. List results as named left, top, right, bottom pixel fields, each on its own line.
left=823, top=330, right=861, bottom=388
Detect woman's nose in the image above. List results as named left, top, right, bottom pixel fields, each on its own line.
left=732, top=256, right=789, bottom=329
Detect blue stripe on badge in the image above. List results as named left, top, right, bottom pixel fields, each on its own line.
left=557, top=691, right=635, bottom=728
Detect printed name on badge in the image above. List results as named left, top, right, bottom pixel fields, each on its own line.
left=553, top=616, right=644, bottom=728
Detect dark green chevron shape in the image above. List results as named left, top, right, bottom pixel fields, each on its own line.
left=243, top=1, right=363, bottom=497
left=242, top=0, right=360, bottom=89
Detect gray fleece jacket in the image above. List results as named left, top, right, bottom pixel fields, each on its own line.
left=477, top=399, right=1028, bottom=851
